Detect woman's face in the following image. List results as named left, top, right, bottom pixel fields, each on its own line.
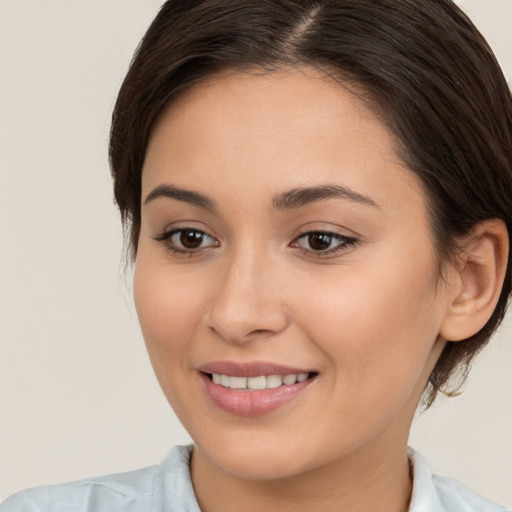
left=135, top=68, right=453, bottom=480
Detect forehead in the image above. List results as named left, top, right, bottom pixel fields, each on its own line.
left=152, top=67, right=388, bottom=151
left=142, top=66, right=423, bottom=212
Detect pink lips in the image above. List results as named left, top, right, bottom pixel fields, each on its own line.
left=198, top=361, right=316, bottom=417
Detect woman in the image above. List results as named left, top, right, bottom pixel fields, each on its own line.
left=2, top=0, right=511, bottom=511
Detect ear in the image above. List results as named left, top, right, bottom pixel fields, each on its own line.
left=440, top=219, right=509, bottom=342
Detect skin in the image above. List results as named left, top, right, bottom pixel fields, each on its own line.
left=134, top=67, right=460, bottom=512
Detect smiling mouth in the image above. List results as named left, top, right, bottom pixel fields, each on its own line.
left=204, top=372, right=316, bottom=390
left=200, top=366, right=317, bottom=416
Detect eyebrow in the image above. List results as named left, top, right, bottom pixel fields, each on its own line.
left=143, top=183, right=378, bottom=211
left=144, top=184, right=217, bottom=211
left=272, top=184, right=379, bottom=210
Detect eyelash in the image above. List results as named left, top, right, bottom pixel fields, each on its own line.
left=154, top=228, right=358, bottom=257
left=153, top=228, right=219, bottom=255
left=292, top=230, right=358, bottom=256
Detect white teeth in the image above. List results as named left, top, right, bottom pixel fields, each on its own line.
left=210, top=372, right=310, bottom=390
left=266, top=375, right=283, bottom=388
left=283, top=374, right=297, bottom=385
left=247, top=376, right=266, bottom=390
left=229, top=376, right=247, bottom=389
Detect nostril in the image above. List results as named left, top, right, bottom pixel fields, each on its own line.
left=248, top=329, right=272, bottom=336
left=207, top=322, right=285, bottom=345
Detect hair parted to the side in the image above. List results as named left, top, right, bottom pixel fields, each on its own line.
left=109, top=0, right=512, bottom=406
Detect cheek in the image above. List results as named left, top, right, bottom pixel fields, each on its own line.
left=133, top=254, right=213, bottom=419
left=133, top=254, right=206, bottom=371
left=291, top=256, right=441, bottom=404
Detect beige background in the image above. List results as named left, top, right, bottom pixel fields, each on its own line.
left=1, top=0, right=511, bottom=505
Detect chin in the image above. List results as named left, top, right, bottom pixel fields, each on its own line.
left=190, top=429, right=314, bottom=481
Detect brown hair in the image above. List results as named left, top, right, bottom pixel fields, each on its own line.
left=109, top=0, right=512, bottom=406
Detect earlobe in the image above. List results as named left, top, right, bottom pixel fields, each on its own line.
left=440, top=219, right=509, bottom=342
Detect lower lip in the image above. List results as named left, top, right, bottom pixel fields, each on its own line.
left=200, top=373, right=314, bottom=417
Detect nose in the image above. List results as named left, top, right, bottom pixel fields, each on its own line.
left=205, top=248, right=289, bottom=344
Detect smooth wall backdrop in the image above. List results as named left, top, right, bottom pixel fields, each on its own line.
left=1, top=0, right=511, bottom=505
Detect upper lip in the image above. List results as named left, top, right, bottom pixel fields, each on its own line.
left=198, top=361, right=314, bottom=378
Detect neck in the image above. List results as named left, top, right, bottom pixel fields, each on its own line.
left=191, top=439, right=412, bottom=512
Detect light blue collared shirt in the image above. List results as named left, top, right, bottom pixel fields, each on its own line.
left=1, top=445, right=509, bottom=511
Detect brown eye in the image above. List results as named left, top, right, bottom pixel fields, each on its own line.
left=155, top=228, right=219, bottom=253
left=307, top=233, right=333, bottom=251
left=292, top=231, right=358, bottom=255
left=180, top=229, right=206, bottom=249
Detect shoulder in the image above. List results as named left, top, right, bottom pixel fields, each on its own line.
left=433, top=474, right=510, bottom=512
left=0, top=445, right=197, bottom=512
left=0, top=465, right=157, bottom=512
left=408, top=448, right=510, bottom=512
